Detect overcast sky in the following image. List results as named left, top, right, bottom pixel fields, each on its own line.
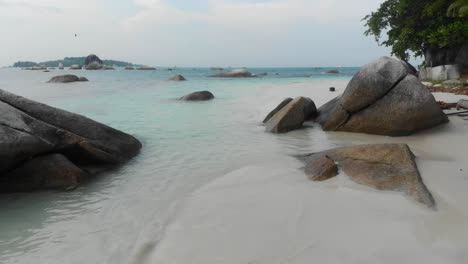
left=0, top=0, right=397, bottom=67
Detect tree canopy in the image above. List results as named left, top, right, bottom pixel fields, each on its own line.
left=363, top=0, right=468, bottom=61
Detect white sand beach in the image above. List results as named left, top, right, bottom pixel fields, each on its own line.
left=148, top=90, right=468, bottom=264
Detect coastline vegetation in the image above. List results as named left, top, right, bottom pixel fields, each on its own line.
left=13, top=57, right=136, bottom=68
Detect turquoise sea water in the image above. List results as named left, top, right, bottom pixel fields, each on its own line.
left=0, top=67, right=357, bottom=263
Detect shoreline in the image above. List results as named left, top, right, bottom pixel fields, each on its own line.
left=148, top=91, right=468, bottom=264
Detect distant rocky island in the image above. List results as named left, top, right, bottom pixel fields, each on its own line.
left=13, top=57, right=137, bottom=68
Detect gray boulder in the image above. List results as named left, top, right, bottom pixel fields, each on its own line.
left=47, top=75, right=88, bottom=83
left=0, top=89, right=141, bottom=192
left=298, top=144, right=435, bottom=208
left=265, top=96, right=317, bottom=133
left=211, top=69, right=255, bottom=78
left=316, top=57, right=448, bottom=136
left=180, top=91, right=214, bottom=101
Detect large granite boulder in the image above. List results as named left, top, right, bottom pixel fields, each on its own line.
left=47, top=75, right=88, bottom=83
left=298, top=144, right=435, bottom=208
left=265, top=96, right=317, bottom=133
left=169, top=75, right=186, bottom=81
left=0, top=89, right=141, bottom=192
left=316, top=57, right=448, bottom=136
left=84, top=54, right=103, bottom=66
left=211, top=69, right=255, bottom=78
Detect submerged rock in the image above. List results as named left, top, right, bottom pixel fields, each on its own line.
left=2, top=154, right=89, bottom=192
left=169, top=75, right=186, bottom=81
left=0, top=89, right=141, bottom=192
left=316, top=56, right=448, bottom=136
left=211, top=69, right=255, bottom=78
left=299, top=143, right=435, bottom=208
left=326, top=69, right=339, bottom=74
left=47, top=75, right=88, bottom=83
left=180, top=91, right=214, bottom=101
left=265, top=96, right=317, bottom=133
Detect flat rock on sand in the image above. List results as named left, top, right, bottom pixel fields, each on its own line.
left=298, top=143, right=435, bottom=208
left=0, top=89, right=141, bottom=191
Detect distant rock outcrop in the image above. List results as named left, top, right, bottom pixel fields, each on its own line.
left=210, top=67, right=224, bottom=71
left=69, top=64, right=82, bottom=70
left=210, top=69, right=255, bottom=78
left=0, top=89, right=141, bottom=192
left=179, top=91, right=214, bottom=101
left=326, top=69, right=339, bottom=74
left=137, top=66, right=156, bottom=70
left=47, top=75, right=88, bottom=83
left=316, top=56, right=448, bottom=136
left=125, top=66, right=135, bottom=70
left=298, top=143, right=436, bottom=208
left=85, top=54, right=103, bottom=66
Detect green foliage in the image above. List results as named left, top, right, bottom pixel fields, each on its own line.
left=13, top=61, right=39, bottom=67
left=363, top=0, right=468, bottom=61
left=447, top=0, right=468, bottom=17
left=13, top=57, right=135, bottom=67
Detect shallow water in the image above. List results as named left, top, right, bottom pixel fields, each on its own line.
left=0, top=67, right=356, bottom=263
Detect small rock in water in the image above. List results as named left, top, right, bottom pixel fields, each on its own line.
left=210, top=69, right=255, bottom=78
left=47, top=74, right=88, bottom=83
left=329, top=87, right=336, bottom=92
left=180, top=91, right=214, bottom=101
left=169, top=75, right=186, bottom=81
left=326, top=69, right=339, bottom=74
